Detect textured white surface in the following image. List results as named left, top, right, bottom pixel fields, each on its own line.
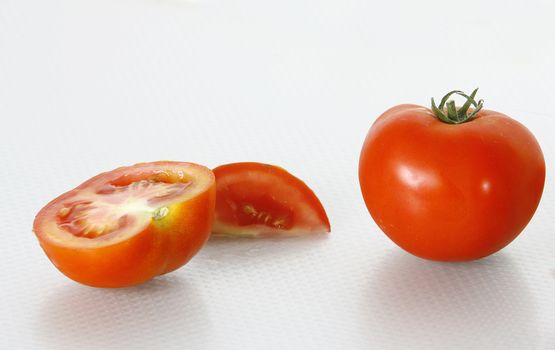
left=1, top=0, right=555, bottom=349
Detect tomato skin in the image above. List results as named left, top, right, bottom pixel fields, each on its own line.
left=213, top=162, right=330, bottom=237
left=33, top=162, right=215, bottom=288
left=359, top=105, right=545, bottom=261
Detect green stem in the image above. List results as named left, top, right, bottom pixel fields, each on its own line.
left=431, top=88, right=484, bottom=124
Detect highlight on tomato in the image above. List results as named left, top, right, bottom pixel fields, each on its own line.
left=212, top=162, right=330, bottom=238
left=33, top=161, right=215, bottom=287
left=359, top=89, right=545, bottom=261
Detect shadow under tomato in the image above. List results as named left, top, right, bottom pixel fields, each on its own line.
left=361, top=251, right=539, bottom=349
left=34, top=275, right=212, bottom=350
left=200, top=233, right=330, bottom=264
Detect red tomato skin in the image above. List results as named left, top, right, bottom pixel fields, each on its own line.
left=359, top=105, right=545, bottom=261
left=37, top=190, right=215, bottom=288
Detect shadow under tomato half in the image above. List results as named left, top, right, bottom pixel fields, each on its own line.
left=360, top=251, right=539, bottom=349
left=34, top=275, right=212, bottom=349
left=201, top=233, right=330, bottom=265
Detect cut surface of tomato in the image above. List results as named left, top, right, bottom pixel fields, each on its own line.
left=213, top=162, right=330, bottom=237
left=33, top=161, right=215, bottom=287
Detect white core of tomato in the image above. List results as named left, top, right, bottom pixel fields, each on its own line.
left=40, top=180, right=204, bottom=248
left=56, top=180, right=190, bottom=238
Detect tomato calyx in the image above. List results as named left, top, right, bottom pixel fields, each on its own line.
left=431, top=88, right=484, bottom=124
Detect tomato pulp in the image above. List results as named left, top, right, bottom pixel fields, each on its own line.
left=33, top=161, right=215, bottom=287
left=213, top=162, right=330, bottom=237
left=359, top=90, right=545, bottom=261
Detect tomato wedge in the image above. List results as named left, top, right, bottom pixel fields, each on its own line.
left=33, top=161, right=215, bottom=287
left=212, top=162, right=330, bottom=237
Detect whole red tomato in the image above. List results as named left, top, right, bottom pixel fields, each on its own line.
left=359, top=89, right=545, bottom=261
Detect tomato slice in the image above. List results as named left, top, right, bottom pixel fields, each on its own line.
left=213, top=162, right=330, bottom=237
left=33, top=161, right=215, bottom=287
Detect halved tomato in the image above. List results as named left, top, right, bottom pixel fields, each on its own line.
left=212, top=162, right=330, bottom=237
left=33, top=161, right=215, bottom=288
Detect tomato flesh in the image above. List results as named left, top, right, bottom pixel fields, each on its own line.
left=220, top=190, right=295, bottom=230
left=56, top=180, right=190, bottom=238
left=33, top=161, right=215, bottom=287
left=213, top=162, right=330, bottom=237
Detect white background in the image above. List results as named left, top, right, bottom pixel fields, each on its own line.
left=1, top=0, right=554, bottom=349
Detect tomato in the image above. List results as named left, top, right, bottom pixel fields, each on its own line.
left=212, top=162, right=330, bottom=237
left=359, top=89, right=545, bottom=261
left=33, top=161, right=215, bottom=287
